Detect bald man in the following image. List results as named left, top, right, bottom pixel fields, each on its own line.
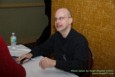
left=17, top=8, right=92, bottom=77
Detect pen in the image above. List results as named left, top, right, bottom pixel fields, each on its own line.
left=20, top=58, right=31, bottom=64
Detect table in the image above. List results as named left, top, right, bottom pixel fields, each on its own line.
left=22, top=56, right=78, bottom=77
left=8, top=45, right=78, bottom=77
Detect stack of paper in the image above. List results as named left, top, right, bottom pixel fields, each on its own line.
left=8, top=44, right=31, bottom=56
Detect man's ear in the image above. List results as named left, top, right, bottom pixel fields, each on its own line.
left=69, top=17, right=73, bottom=24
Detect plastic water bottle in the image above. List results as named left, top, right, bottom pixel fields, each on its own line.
left=10, top=32, right=17, bottom=49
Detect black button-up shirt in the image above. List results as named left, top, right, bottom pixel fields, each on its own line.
left=31, top=29, right=92, bottom=76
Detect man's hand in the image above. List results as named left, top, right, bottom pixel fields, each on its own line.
left=39, top=57, right=56, bottom=69
left=16, top=53, right=33, bottom=64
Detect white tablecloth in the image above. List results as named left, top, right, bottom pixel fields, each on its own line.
left=8, top=45, right=78, bottom=77
left=22, top=56, right=78, bottom=77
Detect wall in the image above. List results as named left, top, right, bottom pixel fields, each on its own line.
left=51, top=0, right=115, bottom=77
left=0, top=0, right=48, bottom=45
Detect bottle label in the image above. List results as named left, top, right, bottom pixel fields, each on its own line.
left=11, top=37, right=16, bottom=43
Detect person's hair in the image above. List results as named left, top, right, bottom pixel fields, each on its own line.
left=56, top=8, right=72, bottom=17
left=66, top=8, right=72, bottom=17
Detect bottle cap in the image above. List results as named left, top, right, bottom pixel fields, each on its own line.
left=12, top=32, right=15, bottom=35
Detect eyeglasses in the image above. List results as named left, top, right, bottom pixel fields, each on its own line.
left=55, top=17, right=71, bottom=21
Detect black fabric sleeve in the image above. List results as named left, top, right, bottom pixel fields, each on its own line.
left=55, top=41, right=92, bottom=76
left=30, top=36, right=54, bottom=58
